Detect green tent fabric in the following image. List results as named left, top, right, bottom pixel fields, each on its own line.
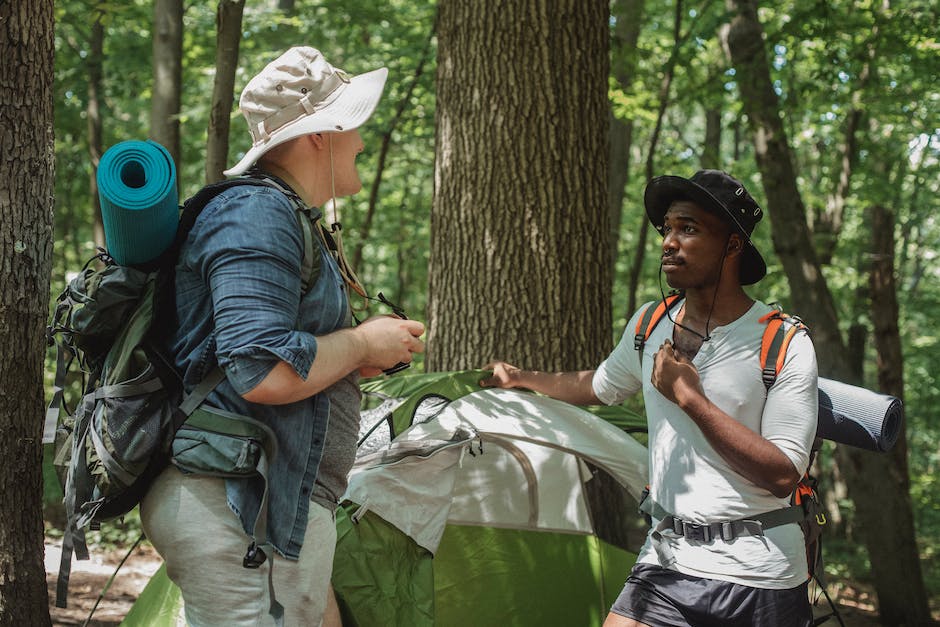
left=122, top=371, right=649, bottom=626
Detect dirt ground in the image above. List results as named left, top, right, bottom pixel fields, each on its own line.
left=46, top=542, right=162, bottom=626
left=46, top=541, right=894, bottom=626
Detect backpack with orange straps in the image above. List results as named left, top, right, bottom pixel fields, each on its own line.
left=633, top=293, right=843, bottom=624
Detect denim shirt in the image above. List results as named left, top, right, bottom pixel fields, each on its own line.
left=171, top=183, right=349, bottom=559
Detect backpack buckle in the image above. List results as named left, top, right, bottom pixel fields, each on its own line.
left=243, top=542, right=267, bottom=569
left=633, top=334, right=645, bottom=351
left=762, top=366, right=777, bottom=389
left=675, top=519, right=712, bottom=542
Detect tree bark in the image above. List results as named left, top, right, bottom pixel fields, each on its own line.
left=151, top=0, right=184, bottom=176
left=725, top=2, right=932, bottom=623
left=607, top=0, right=644, bottom=298
left=206, top=0, right=246, bottom=184
left=701, top=108, right=721, bottom=169
left=0, top=0, right=56, bottom=623
left=429, top=0, right=611, bottom=373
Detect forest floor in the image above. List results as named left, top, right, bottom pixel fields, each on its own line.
left=45, top=540, right=907, bottom=627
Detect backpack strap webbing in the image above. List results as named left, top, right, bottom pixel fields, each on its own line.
left=176, top=176, right=322, bottom=292
left=634, top=293, right=683, bottom=352
left=758, top=310, right=807, bottom=390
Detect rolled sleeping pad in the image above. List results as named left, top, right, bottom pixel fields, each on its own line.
left=96, top=139, right=178, bottom=266
left=817, top=377, right=903, bottom=452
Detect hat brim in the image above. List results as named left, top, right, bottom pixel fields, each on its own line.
left=223, top=66, right=389, bottom=176
left=644, top=175, right=766, bottom=285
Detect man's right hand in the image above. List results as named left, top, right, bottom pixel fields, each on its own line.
left=356, top=315, right=425, bottom=377
left=480, top=361, right=524, bottom=389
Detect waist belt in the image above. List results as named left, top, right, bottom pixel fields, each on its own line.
left=639, top=492, right=803, bottom=566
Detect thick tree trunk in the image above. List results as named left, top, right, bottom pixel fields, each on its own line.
left=0, top=0, right=56, bottom=623
left=429, top=0, right=611, bottom=372
left=840, top=204, right=931, bottom=626
left=206, top=0, right=245, bottom=184
left=725, top=2, right=931, bottom=623
left=88, top=11, right=105, bottom=251
left=151, top=0, right=184, bottom=175
left=607, top=0, right=644, bottom=297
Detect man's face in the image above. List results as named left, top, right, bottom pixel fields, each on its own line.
left=327, top=129, right=365, bottom=197
left=659, top=200, right=734, bottom=289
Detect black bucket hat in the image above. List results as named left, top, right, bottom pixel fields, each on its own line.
left=644, top=169, right=767, bottom=285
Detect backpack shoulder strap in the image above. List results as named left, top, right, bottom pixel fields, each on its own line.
left=178, top=177, right=321, bottom=292
left=758, top=308, right=808, bottom=390
left=633, top=293, right=683, bottom=352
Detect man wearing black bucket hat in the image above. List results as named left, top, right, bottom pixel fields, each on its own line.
left=483, top=170, right=817, bottom=626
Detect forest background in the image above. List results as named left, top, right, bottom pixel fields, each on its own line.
left=0, top=0, right=937, bottom=624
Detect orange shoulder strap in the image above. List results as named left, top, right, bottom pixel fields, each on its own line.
left=758, top=310, right=807, bottom=390
left=633, top=293, right=683, bottom=353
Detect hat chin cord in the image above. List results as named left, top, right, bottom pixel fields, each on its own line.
left=325, top=134, right=369, bottom=301
left=658, top=243, right=728, bottom=344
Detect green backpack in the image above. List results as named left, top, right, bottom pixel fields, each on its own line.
left=45, top=176, right=320, bottom=609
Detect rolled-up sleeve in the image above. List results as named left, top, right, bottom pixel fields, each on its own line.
left=189, top=187, right=318, bottom=396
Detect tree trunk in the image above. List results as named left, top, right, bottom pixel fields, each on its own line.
left=206, top=0, right=245, bottom=184
left=838, top=204, right=931, bottom=626
left=725, top=2, right=932, bottom=623
left=151, top=0, right=183, bottom=175
left=607, top=0, right=644, bottom=298
left=724, top=0, right=846, bottom=377
left=627, top=0, right=684, bottom=316
left=701, top=108, right=721, bottom=169
left=0, top=0, right=56, bottom=623
left=88, top=10, right=105, bottom=251
left=429, top=0, right=611, bottom=373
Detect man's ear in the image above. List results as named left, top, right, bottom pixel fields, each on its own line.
left=306, top=132, right=326, bottom=150
left=726, top=234, right=744, bottom=256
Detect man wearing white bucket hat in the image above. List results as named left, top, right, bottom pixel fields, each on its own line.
left=141, top=46, right=425, bottom=626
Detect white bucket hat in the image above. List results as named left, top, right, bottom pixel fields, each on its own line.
left=224, top=46, right=388, bottom=176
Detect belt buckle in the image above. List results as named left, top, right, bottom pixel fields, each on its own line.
left=681, top=521, right=711, bottom=542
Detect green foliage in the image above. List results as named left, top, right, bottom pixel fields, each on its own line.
left=47, top=0, right=939, bottom=602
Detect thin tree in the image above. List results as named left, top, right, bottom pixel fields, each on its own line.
left=152, top=0, right=184, bottom=175
left=607, top=0, right=645, bottom=296
left=87, top=7, right=106, bottom=250
left=0, top=0, right=56, bottom=622
left=428, top=0, right=611, bottom=372
left=724, top=0, right=931, bottom=623
left=206, top=0, right=246, bottom=184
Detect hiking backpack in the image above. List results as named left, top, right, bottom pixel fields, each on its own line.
left=44, top=175, right=321, bottom=609
left=633, top=293, right=843, bottom=624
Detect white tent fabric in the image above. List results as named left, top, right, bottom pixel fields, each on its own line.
left=344, top=388, right=649, bottom=553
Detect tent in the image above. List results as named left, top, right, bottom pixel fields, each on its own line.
left=123, top=370, right=650, bottom=626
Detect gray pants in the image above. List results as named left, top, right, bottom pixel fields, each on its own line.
left=141, top=467, right=336, bottom=627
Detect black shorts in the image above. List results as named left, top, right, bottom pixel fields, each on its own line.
left=610, top=563, right=812, bottom=627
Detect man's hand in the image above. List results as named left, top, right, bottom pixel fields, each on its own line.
left=479, top=361, right=524, bottom=389
left=356, top=315, right=425, bottom=378
left=651, top=339, right=704, bottom=407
